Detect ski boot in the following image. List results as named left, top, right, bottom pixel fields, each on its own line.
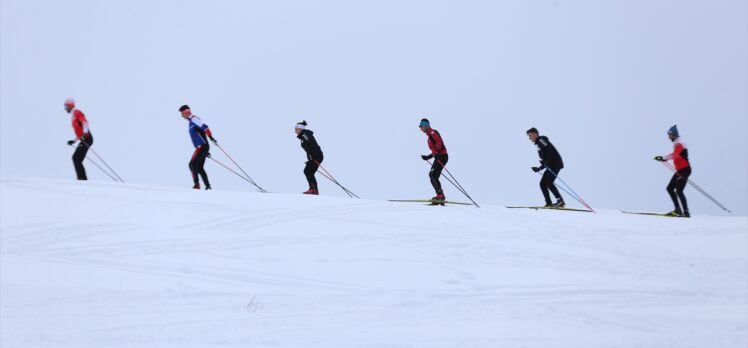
left=192, top=184, right=201, bottom=190
left=431, top=193, right=446, bottom=206
left=205, top=185, right=212, bottom=190
left=665, top=209, right=682, bottom=217
left=303, top=188, right=319, bottom=195
left=551, top=198, right=566, bottom=208
left=681, top=211, right=690, bottom=218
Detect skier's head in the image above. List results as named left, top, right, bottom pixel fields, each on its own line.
left=64, top=98, right=75, bottom=113
left=179, top=105, right=192, bottom=119
left=295, top=120, right=308, bottom=135
left=526, top=127, right=539, bottom=142
left=667, top=125, right=679, bottom=141
left=419, top=118, right=431, bottom=133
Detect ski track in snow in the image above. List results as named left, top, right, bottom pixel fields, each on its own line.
left=1, top=177, right=746, bottom=348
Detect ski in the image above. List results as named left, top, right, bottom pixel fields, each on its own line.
left=388, top=199, right=474, bottom=206
left=505, top=206, right=593, bottom=213
left=621, top=211, right=680, bottom=217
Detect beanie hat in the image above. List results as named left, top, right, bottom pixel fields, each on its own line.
left=419, top=118, right=430, bottom=128
left=179, top=105, right=190, bottom=112
left=64, top=98, right=75, bottom=107
left=668, top=125, right=679, bottom=138
left=295, top=120, right=308, bottom=130
left=526, top=127, right=539, bottom=134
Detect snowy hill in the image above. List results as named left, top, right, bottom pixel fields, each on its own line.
left=1, top=177, right=746, bottom=348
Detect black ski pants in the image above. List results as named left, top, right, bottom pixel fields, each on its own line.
left=667, top=167, right=691, bottom=213
left=72, top=135, right=93, bottom=180
left=304, top=154, right=323, bottom=191
left=429, top=154, right=448, bottom=195
left=540, top=166, right=562, bottom=205
left=189, top=145, right=211, bottom=187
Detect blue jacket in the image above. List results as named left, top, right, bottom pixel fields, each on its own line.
left=188, top=116, right=211, bottom=148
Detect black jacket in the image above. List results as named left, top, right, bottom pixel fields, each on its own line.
left=535, top=135, right=563, bottom=169
left=298, top=129, right=323, bottom=161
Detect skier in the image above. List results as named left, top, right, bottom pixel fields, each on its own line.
left=295, top=120, right=323, bottom=195
left=527, top=127, right=565, bottom=207
left=64, top=98, right=93, bottom=180
left=654, top=125, right=691, bottom=217
left=419, top=118, right=448, bottom=204
left=179, top=105, right=215, bottom=190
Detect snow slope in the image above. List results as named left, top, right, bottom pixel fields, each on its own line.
left=1, top=177, right=746, bottom=348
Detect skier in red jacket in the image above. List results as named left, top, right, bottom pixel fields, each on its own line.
left=655, top=125, right=691, bottom=217
left=419, top=118, right=448, bottom=204
left=64, top=98, right=93, bottom=180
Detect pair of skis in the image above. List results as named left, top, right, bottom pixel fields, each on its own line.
left=510, top=206, right=684, bottom=217
left=387, top=199, right=474, bottom=206
left=505, top=206, right=593, bottom=213
left=620, top=211, right=683, bottom=218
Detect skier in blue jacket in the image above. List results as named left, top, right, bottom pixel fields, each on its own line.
left=180, top=105, right=216, bottom=190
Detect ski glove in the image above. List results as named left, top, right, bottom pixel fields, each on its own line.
left=421, top=154, right=434, bottom=161
left=531, top=166, right=543, bottom=173
left=209, top=136, right=217, bottom=143
left=67, top=140, right=76, bottom=146
left=654, top=156, right=664, bottom=161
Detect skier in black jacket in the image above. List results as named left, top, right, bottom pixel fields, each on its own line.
left=527, top=127, right=565, bottom=207
left=295, top=121, right=324, bottom=195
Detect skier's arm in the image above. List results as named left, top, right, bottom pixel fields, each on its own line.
left=74, top=110, right=90, bottom=135
left=204, top=128, right=216, bottom=143
left=432, top=132, right=445, bottom=154
left=663, top=143, right=684, bottom=161
left=300, top=133, right=315, bottom=159
left=536, top=137, right=553, bottom=165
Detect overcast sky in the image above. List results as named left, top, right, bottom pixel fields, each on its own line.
left=1, top=0, right=746, bottom=215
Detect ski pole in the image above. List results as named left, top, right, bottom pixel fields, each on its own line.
left=212, top=142, right=268, bottom=193
left=78, top=141, right=124, bottom=183
left=421, top=161, right=469, bottom=200
left=426, top=159, right=480, bottom=207
left=208, top=156, right=266, bottom=190
left=542, top=166, right=595, bottom=212
left=659, top=161, right=731, bottom=213
left=424, top=160, right=470, bottom=200
left=315, top=160, right=359, bottom=198
left=535, top=171, right=586, bottom=208
left=84, top=156, right=119, bottom=182
left=436, top=159, right=480, bottom=207
left=316, top=169, right=354, bottom=198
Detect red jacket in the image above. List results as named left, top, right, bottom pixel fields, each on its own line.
left=664, top=138, right=690, bottom=170
left=70, top=109, right=90, bottom=139
left=426, top=129, right=448, bottom=155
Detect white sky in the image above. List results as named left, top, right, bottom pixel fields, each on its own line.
left=1, top=0, right=746, bottom=215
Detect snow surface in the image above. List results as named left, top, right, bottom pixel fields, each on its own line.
left=1, top=177, right=746, bottom=347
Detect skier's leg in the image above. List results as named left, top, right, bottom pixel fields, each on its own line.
left=195, top=148, right=210, bottom=187
left=189, top=149, right=200, bottom=186
left=188, top=160, right=198, bottom=185
left=72, top=144, right=89, bottom=180
left=539, top=171, right=553, bottom=205
left=304, top=161, right=319, bottom=191
left=666, top=174, right=681, bottom=212
left=429, top=162, right=444, bottom=195
left=675, top=168, right=691, bottom=213
left=547, top=168, right=563, bottom=201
